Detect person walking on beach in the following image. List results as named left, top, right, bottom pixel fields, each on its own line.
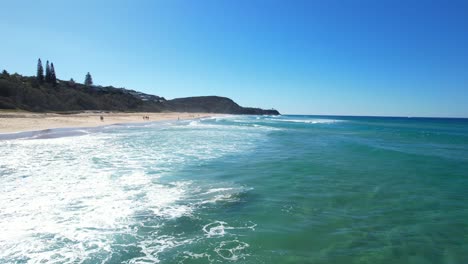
left=100, top=116, right=104, bottom=122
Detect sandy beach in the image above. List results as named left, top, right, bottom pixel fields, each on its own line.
left=0, top=111, right=223, bottom=134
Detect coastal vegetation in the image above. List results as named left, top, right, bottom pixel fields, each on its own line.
left=0, top=60, right=279, bottom=115
left=84, top=72, right=93, bottom=86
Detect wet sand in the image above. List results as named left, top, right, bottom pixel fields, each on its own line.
left=0, top=111, right=223, bottom=134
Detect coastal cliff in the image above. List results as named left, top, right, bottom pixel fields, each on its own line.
left=164, top=96, right=279, bottom=115
left=0, top=72, right=279, bottom=115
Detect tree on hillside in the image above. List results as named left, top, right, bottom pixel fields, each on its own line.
left=50, top=63, right=57, bottom=84
left=1, top=69, right=8, bottom=76
left=36, top=59, right=44, bottom=83
left=45, top=60, right=51, bottom=83
left=84, top=72, right=93, bottom=86
left=69, top=78, right=76, bottom=87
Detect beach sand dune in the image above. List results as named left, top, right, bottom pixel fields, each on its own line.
left=0, top=111, right=222, bottom=134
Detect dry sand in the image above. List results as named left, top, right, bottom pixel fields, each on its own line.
left=0, top=111, right=224, bottom=134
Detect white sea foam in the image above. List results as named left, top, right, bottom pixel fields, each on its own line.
left=204, top=187, right=235, bottom=194
left=180, top=251, right=212, bottom=262
left=203, top=221, right=257, bottom=238
left=184, top=118, right=282, bottom=132
left=214, top=240, right=250, bottom=261
left=0, top=138, right=190, bottom=262
left=203, top=221, right=229, bottom=237
left=0, top=118, right=264, bottom=263
left=268, top=118, right=343, bottom=124
left=196, top=186, right=252, bottom=205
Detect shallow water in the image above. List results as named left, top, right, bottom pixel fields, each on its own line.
left=1, top=115, right=468, bottom=263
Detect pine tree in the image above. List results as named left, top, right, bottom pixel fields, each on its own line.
left=50, top=63, right=57, bottom=84
left=70, top=78, right=75, bottom=83
left=84, top=72, right=93, bottom=86
left=36, top=58, right=44, bottom=83
left=45, top=60, right=51, bottom=83
left=1, top=69, right=8, bottom=76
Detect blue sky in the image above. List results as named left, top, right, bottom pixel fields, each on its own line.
left=1, top=0, right=467, bottom=117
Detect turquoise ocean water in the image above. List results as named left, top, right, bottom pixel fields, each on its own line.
left=1, top=115, right=468, bottom=263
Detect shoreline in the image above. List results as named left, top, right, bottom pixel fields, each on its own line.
left=0, top=111, right=225, bottom=135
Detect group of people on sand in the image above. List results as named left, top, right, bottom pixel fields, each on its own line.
left=99, top=115, right=153, bottom=122
left=100, top=115, right=151, bottom=122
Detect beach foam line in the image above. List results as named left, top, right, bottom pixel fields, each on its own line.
left=0, top=115, right=224, bottom=140
left=0, top=122, right=150, bottom=140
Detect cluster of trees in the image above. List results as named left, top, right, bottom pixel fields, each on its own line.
left=36, top=59, right=56, bottom=84
left=36, top=58, right=93, bottom=86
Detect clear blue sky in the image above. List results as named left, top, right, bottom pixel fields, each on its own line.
left=1, top=0, right=467, bottom=117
